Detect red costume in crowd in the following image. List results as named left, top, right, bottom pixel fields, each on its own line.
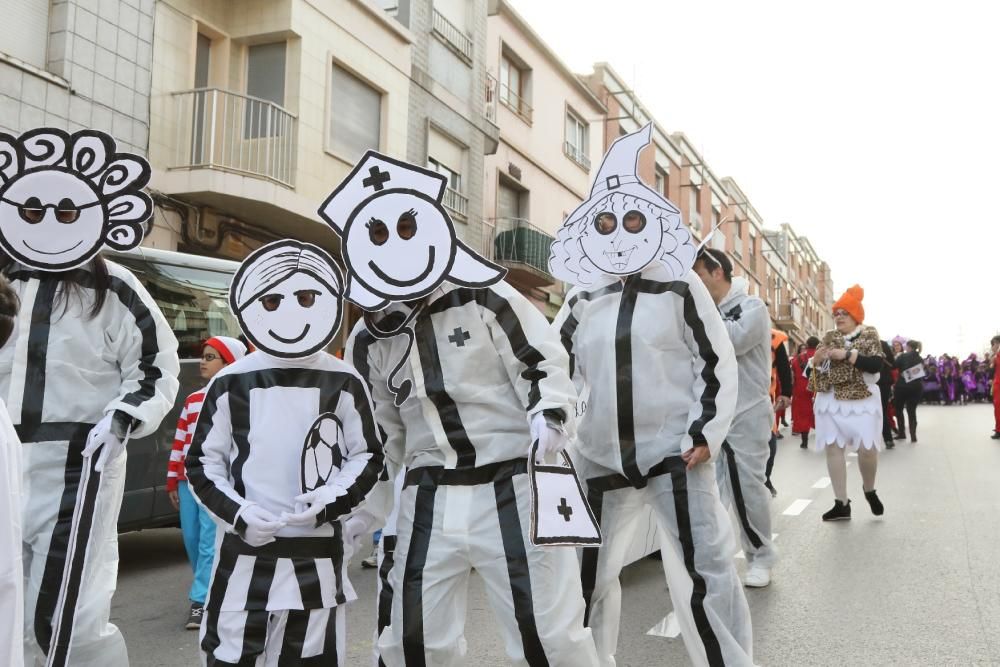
left=791, top=347, right=816, bottom=435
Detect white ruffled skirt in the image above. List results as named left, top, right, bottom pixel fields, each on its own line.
left=813, top=384, right=883, bottom=452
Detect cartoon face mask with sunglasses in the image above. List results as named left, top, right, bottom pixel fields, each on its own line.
left=549, top=123, right=696, bottom=286
left=229, top=240, right=344, bottom=359
left=0, top=127, right=152, bottom=271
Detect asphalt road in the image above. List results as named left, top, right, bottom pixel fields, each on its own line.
left=112, top=403, right=1000, bottom=666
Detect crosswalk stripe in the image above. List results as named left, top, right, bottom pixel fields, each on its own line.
left=812, top=477, right=831, bottom=489
left=782, top=499, right=812, bottom=516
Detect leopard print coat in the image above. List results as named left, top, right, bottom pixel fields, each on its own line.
left=807, top=325, right=883, bottom=400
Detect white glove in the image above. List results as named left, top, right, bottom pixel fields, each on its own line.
left=238, top=505, right=284, bottom=547
left=282, top=486, right=340, bottom=528
left=81, top=413, right=126, bottom=473
left=342, top=515, right=370, bottom=558
left=530, top=412, right=568, bottom=464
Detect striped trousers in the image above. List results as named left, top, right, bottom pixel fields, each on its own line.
left=377, top=459, right=599, bottom=666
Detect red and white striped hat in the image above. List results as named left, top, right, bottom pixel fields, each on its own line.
left=203, top=336, right=248, bottom=364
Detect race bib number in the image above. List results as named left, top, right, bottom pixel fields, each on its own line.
left=902, top=365, right=925, bottom=383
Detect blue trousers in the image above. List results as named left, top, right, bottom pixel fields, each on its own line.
left=177, top=481, right=216, bottom=604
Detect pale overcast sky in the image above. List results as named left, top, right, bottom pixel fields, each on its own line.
left=509, top=0, right=997, bottom=356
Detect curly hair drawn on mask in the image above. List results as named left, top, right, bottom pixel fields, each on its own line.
left=549, top=190, right=695, bottom=287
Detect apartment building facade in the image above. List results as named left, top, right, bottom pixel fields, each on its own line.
left=146, top=0, right=412, bottom=258
left=1, top=0, right=154, bottom=152
left=379, top=0, right=498, bottom=257
left=483, top=0, right=605, bottom=315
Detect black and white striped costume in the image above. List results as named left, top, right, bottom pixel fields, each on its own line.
left=715, top=277, right=778, bottom=571
left=186, top=351, right=384, bottom=666
left=0, top=260, right=179, bottom=667
left=553, top=265, right=753, bottom=667
left=346, top=280, right=600, bottom=667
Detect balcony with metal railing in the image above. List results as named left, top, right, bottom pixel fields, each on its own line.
left=486, top=217, right=555, bottom=287
left=431, top=8, right=473, bottom=63
left=499, top=83, right=532, bottom=124
left=170, top=88, right=297, bottom=188
left=442, top=187, right=468, bottom=219
left=563, top=141, right=590, bottom=170
left=485, top=72, right=498, bottom=125
left=774, top=301, right=801, bottom=331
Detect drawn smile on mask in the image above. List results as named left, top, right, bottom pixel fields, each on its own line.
left=368, top=246, right=436, bottom=287
left=268, top=323, right=311, bottom=345
left=23, top=238, right=84, bottom=255
left=604, top=245, right=636, bottom=270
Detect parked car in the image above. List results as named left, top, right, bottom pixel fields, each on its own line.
left=105, top=246, right=242, bottom=533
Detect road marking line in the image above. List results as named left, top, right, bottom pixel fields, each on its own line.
left=647, top=612, right=681, bottom=638
left=783, top=499, right=812, bottom=516
left=812, top=477, right=831, bottom=489
left=848, top=452, right=858, bottom=458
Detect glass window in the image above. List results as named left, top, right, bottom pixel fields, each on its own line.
left=246, top=42, right=286, bottom=138
left=427, top=157, right=461, bottom=192
left=114, top=258, right=241, bottom=360
left=565, top=112, right=587, bottom=153
left=330, top=63, right=382, bottom=161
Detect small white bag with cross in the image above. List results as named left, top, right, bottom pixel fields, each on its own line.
left=528, top=442, right=602, bottom=547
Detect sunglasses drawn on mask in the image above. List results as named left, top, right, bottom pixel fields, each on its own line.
left=0, top=196, right=102, bottom=225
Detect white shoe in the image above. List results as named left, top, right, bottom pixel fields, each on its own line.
left=361, top=546, right=378, bottom=569
left=744, top=565, right=771, bottom=588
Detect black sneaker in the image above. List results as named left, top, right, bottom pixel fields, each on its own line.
left=822, top=500, right=851, bottom=521
left=991, top=431, right=1000, bottom=440
left=800, top=432, right=808, bottom=449
left=864, top=490, right=884, bottom=516
left=185, top=603, right=204, bottom=630
left=764, top=479, right=777, bottom=498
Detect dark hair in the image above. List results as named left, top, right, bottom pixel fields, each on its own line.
left=0, top=275, right=18, bottom=347
left=906, top=339, right=921, bottom=353
left=695, top=247, right=733, bottom=281
left=992, top=335, right=1000, bottom=346
left=806, top=336, right=820, bottom=348
left=0, top=252, right=110, bottom=320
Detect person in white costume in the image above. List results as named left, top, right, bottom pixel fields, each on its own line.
left=694, top=247, right=779, bottom=588
left=0, top=128, right=179, bottom=667
left=324, top=151, right=600, bottom=667
left=186, top=240, right=385, bottom=666
left=0, top=276, right=24, bottom=667
left=550, top=124, right=753, bottom=667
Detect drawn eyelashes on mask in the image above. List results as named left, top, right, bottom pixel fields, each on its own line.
left=363, top=301, right=425, bottom=407
left=366, top=209, right=418, bottom=246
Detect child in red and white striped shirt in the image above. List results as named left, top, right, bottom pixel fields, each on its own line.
left=166, top=336, right=246, bottom=629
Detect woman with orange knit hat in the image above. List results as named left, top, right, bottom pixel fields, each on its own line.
left=807, top=285, right=887, bottom=521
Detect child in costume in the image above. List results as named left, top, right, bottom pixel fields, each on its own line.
left=323, top=151, right=600, bottom=666
left=551, top=125, right=752, bottom=667
left=0, top=128, right=180, bottom=667
left=166, top=336, right=247, bottom=630
left=185, top=240, right=384, bottom=665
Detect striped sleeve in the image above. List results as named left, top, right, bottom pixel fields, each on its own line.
left=680, top=273, right=737, bottom=459
left=185, top=378, right=248, bottom=530
left=166, top=391, right=204, bottom=491
left=316, top=371, right=386, bottom=523
left=102, top=263, right=181, bottom=439
left=482, top=283, right=577, bottom=420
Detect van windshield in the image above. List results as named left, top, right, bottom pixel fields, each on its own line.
left=114, top=257, right=241, bottom=359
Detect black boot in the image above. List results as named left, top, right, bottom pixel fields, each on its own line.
left=800, top=432, right=808, bottom=449
left=910, top=425, right=917, bottom=443
left=864, top=490, right=884, bottom=516
left=822, top=499, right=851, bottom=521
left=764, top=478, right=777, bottom=498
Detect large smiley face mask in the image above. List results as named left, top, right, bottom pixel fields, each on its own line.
left=549, top=123, right=697, bottom=287
left=318, top=151, right=505, bottom=311
left=230, top=240, right=344, bottom=359
left=0, top=128, right=151, bottom=271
